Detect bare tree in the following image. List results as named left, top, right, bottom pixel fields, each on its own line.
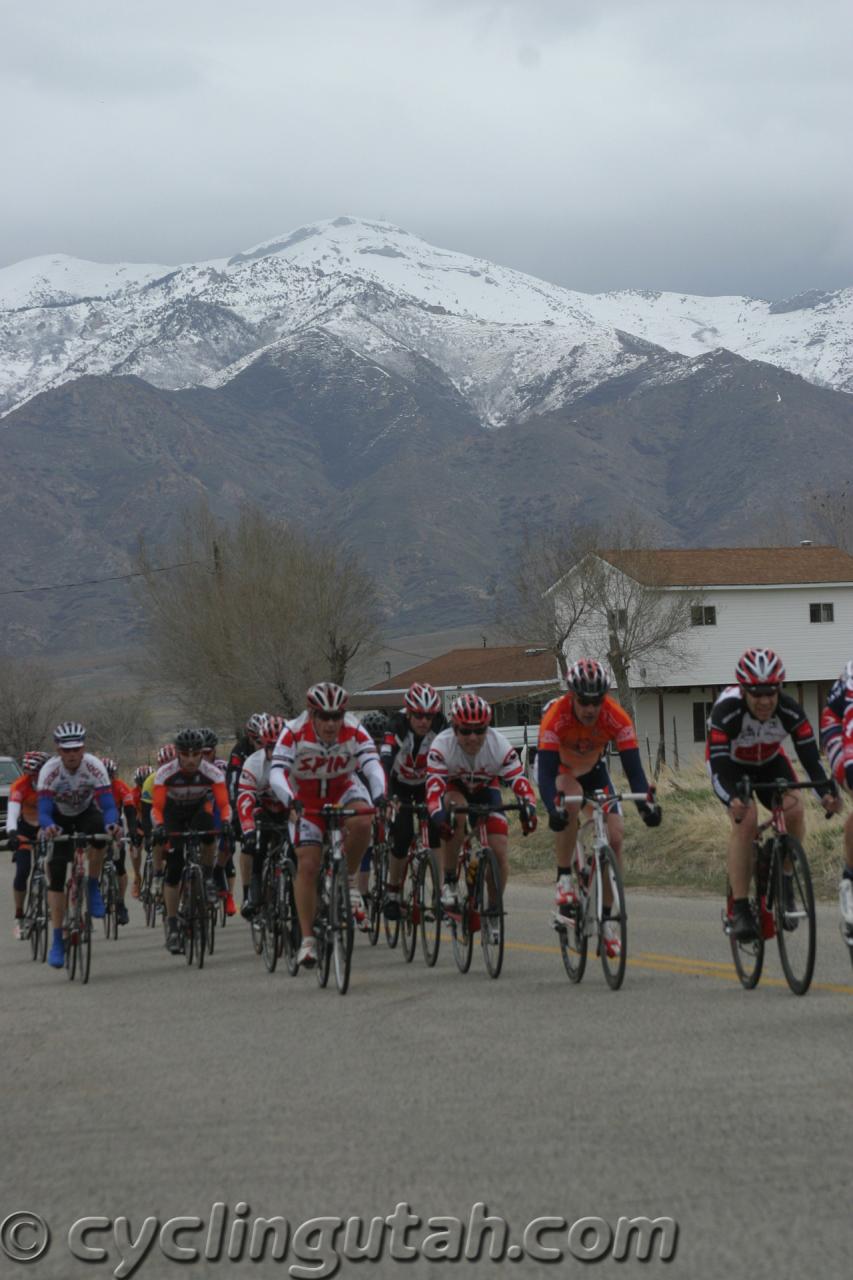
left=500, top=520, right=701, bottom=714
left=86, top=692, right=157, bottom=767
left=135, top=500, right=382, bottom=724
left=802, top=483, right=853, bottom=552
left=0, top=657, right=62, bottom=758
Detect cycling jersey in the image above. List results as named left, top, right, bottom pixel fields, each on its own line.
left=6, top=774, right=38, bottom=832
left=425, top=727, right=535, bottom=813
left=151, top=758, right=231, bottom=827
left=226, top=735, right=256, bottom=805
left=536, top=694, right=648, bottom=812
left=37, top=753, right=118, bottom=826
left=707, top=685, right=831, bottom=805
left=819, top=672, right=853, bottom=790
left=237, top=748, right=289, bottom=834
left=269, top=712, right=386, bottom=808
left=381, top=711, right=448, bottom=787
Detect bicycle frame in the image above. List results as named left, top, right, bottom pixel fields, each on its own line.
left=560, top=790, right=647, bottom=938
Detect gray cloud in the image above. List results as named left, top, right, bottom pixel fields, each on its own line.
left=1, top=0, right=851, bottom=297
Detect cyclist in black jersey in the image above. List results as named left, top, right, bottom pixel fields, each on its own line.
left=380, top=684, right=446, bottom=920
left=707, top=648, right=840, bottom=940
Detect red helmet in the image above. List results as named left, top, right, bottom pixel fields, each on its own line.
left=568, top=659, right=610, bottom=698
left=22, top=750, right=49, bottom=776
left=157, top=743, right=177, bottom=766
left=259, top=714, right=285, bottom=746
left=405, top=682, right=441, bottom=716
left=307, top=682, right=348, bottom=714
left=736, top=648, right=785, bottom=688
left=450, top=693, right=491, bottom=728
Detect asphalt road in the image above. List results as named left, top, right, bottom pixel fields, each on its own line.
left=2, top=873, right=851, bottom=1280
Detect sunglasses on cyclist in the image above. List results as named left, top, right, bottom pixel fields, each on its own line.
left=455, top=726, right=487, bottom=737
left=315, top=710, right=345, bottom=722
left=746, top=686, right=779, bottom=698
left=575, top=693, right=604, bottom=707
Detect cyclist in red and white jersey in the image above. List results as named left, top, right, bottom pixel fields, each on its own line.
left=269, top=683, right=386, bottom=969
left=6, top=751, right=48, bottom=939
left=819, top=659, right=853, bottom=939
left=236, top=714, right=288, bottom=918
left=707, top=648, right=840, bottom=940
left=426, top=694, right=537, bottom=922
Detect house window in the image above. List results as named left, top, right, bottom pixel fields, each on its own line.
left=691, top=605, right=717, bottom=626
left=809, top=602, right=834, bottom=623
left=693, top=701, right=714, bottom=743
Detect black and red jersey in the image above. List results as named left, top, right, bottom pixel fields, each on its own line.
left=706, top=684, right=831, bottom=804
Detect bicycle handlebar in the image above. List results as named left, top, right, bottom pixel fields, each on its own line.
left=447, top=801, right=526, bottom=818
left=735, top=775, right=837, bottom=819
left=558, top=789, right=654, bottom=807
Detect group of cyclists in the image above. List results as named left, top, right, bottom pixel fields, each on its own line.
left=7, top=643, right=853, bottom=974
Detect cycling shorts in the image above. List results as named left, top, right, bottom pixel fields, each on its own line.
left=290, top=776, right=372, bottom=847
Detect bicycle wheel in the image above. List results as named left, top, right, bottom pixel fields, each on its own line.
left=451, top=869, right=474, bottom=974
left=419, top=848, right=441, bottom=967
left=773, top=836, right=816, bottom=996
left=207, top=899, right=217, bottom=956
left=331, top=863, right=354, bottom=994
left=598, top=846, right=627, bottom=990
left=382, top=848, right=400, bottom=949
left=192, top=872, right=207, bottom=970
left=142, top=858, right=156, bottom=927
left=38, top=904, right=49, bottom=963
left=65, top=882, right=78, bottom=981
left=79, top=886, right=92, bottom=983
left=367, top=845, right=385, bottom=946
left=400, top=861, right=418, bottom=963
left=25, top=875, right=41, bottom=961
left=477, top=847, right=504, bottom=979
left=726, top=883, right=765, bottom=989
left=102, top=868, right=117, bottom=940
left=316, top=870, right=332, bottom=988
left=280, top=861, right=301, bottom=977
left=261, top=862, right=281, bottom=974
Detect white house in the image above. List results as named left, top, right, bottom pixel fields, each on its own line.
left=552, top=544, right=853, bottom=766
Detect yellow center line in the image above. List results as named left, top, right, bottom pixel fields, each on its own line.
left=497, top=938, right=853, bottom=994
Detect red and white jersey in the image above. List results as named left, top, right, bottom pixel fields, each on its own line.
left=237, top=748, right=289, bottom=833
left=426, top=727, right=535, bottom=812
left=270, top=712, right=386, bottom=807
left=37, top=753, right=111, bottom=817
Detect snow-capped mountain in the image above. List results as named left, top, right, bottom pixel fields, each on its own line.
left=3, top=215, right=852, bottom=423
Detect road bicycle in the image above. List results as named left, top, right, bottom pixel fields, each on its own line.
left=38, top=834, right=95, bottom=984
left=552, top=790, right=648, bottom=991
left=365, top=815, right=388, bottom=947
left=22, top=844, right=48, bottom=963
left=163, top=829, right=209, bottom=969
left=99, top=840, right=121, bottom=940
left=442, top=802, right=524, bottom=979
left=297, top=804, right=374, bottom=995
left=140, top=843, right=163, bottom=929
left=389, top=799, right=442, bottom=965
left=249, top=820, right=296, bottom=974
left=723, top=778, right=819, bottom=995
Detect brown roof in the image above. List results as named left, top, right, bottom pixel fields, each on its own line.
left=357, top=644, right=558, bottom=697
left=597, top=545, right=853, bottom=587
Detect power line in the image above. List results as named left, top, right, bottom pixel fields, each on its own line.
left=0, top=559, right=210, bottom=598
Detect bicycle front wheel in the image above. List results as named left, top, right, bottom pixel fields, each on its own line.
left=419, top=849, right=441, bottom=967
left=774, top=837, right=816, bottom=995
left=331, top=864, right=354, bottom=994
left=477, top=847, right=504, bottom=979
left=65, top=884, right=78, bottom=981
left=102, top=868, right=117, bottom=940
left=400, top=862, right=418, bottom=963
left=261, top=862, right=280, bottom=974
left=280, top=862, right=301, bottom=977
left=451, top=873, right=474, bottom=974
left=79, top=888, right=92, bottom=984
left=598, top=846, right=627, bottom=991
left=367, top=844, right=384, bottom=946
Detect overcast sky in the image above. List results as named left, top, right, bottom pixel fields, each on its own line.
left=3, top=0, right=852, bottom=298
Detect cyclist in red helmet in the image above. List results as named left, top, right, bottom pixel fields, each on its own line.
left=537, top=659, right=658, bottom=949
left=708, top=648, right=841, bottom=940
left=426, top=693, right=537, bottom=927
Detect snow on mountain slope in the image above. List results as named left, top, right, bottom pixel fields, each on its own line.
left=2, top=216, right=852, bottom=421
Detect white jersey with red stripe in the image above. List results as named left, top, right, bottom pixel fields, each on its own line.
left=237, top=748, right=289, bottom=833
left=425, top=727, right=535, bottom=813
left=269, top=711, right=386, bottom=808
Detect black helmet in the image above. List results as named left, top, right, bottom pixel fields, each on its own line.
left=199, top=727, right=218, bottom=750
left=175, top=727, right=205, bottom=752
left=360, top=710, right=388, bottom=742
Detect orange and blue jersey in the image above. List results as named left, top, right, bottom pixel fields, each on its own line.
left=536, top=693, right=647, bottom=813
